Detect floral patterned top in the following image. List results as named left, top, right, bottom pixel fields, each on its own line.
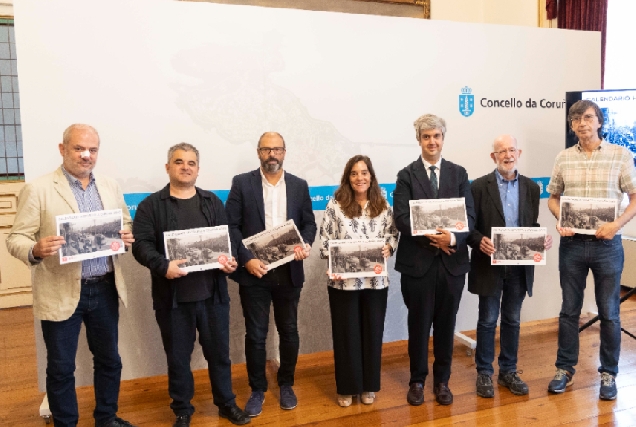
left=319, top=199, right=398, bottom=290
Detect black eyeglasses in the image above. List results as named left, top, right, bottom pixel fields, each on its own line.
left=258, top=147, right=285, bottom=155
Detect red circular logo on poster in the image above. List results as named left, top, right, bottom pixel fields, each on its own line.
left=218, top=255, right=228, bottom=265
left=492, top=259, right=497, bottom=264
left=534, top=253, right=542, bottom=262
left=455, top=222, right=464, bottom=230
left=62, top=257, right=68, bottom=262
left=412, top=229, right=417, bottom=235
left=374, top=264, right=383, bottom=274
left=111, top=241, right=121, bottom=251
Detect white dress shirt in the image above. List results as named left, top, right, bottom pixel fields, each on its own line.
left=261, top=169, right=287, bottom=230
left=421, top=157, right=442, bottom=182
left=420, top=157, right=456, bottom=246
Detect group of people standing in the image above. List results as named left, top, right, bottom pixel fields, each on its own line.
left=7, top=99, right=636, bottom=427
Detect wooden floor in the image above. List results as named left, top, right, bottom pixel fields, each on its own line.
left=3, top=293, right=636, bottom=426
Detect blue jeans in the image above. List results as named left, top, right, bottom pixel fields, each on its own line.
left=155, top=298, right=236, bottom=415
left=475, top=267, right=526, bottom=376
left=556, top=235, right=623, bottom=376
left=41, top=275, right=121, bottom=427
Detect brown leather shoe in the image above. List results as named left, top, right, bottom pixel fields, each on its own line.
left=406, top=382, right=424, bottom=406
left=433, top=383, right=453, bottom=405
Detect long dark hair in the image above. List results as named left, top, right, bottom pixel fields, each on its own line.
left=334, top=155, right=387, bottom=219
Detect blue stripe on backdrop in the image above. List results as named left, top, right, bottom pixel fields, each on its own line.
left=123, top=178, right=551, bottom=219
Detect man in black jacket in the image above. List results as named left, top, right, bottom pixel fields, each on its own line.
left=467, top=135, right=551, bottom=399
left=393, top=114, right=475, bottom=406
left=132, top=143, right=250, bottom=427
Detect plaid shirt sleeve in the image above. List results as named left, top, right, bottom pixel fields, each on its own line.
left=619, top=151, right=636, bottom=195
left=546, top=151, right=564, bottom=195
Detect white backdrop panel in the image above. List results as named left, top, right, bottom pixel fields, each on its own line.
left=13, top=0, right=600, bottom=387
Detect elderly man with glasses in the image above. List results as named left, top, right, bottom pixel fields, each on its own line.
left=225, top=132, right=317, bottom=417
left=546, top=99, right=636, bottom=400
left=467, top=134, right=552, bottom=399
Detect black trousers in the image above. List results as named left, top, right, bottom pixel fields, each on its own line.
left=401, top=257, right=465, bottom=385
left=239, top=267, right=302, bottom=392
left=155, top=298, right=235, bottom=416
left=328, top=286, right=388, bottom=395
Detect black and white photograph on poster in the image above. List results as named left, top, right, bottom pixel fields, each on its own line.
left=164, top=225, right=232, bottom=273
left=242, top=219, right=305, bottom=270
left=583, top=90, right=636, bottom=166
left=328, top=238, right=387, bottom=279
left=57, top=209, right=124, bottom=265
left=491, top=227, right=547, bottom=266
left=409, top=198, right=468, bottom=235
left=559, top=196, right=617, bottom=235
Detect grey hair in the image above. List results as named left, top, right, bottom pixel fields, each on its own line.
left=257, top=132, right=286, bottom=148
left=568, top=100, right=604, bottom=138
left=413, top=114, right=447, bottom=140
left=62, top=124, right=99, bottom=145
left=167, top=142, right=200, bottom=164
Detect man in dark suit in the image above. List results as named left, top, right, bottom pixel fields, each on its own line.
left=225, top=132, right=317, bottom=417
left=466, top=135, right=552, bottom=399
left=394, top=114, right=475, bottom=406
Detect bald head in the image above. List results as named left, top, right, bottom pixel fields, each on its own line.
left=490, top=134, right=521, bottom=180
left=62, top=124, right=100, bottom=146
left=257, top=132, right=285, bottom=148
left=492, top=134, right=517, bottom=152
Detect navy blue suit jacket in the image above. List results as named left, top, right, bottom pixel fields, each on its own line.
left=393, top=157, right=476, bottom=278
left=225, top=169, right=317, bottom=288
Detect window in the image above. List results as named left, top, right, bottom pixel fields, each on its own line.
left=0, top=19, right=22, bottom=181
left=604, top=0, right=636, bottom=89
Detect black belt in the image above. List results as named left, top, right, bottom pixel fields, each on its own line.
left=81, top=272, right=114, bottom=284
left=571, top=233, right=599, bottom=241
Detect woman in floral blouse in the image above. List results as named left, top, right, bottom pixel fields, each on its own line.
left=319, top=155, right=398, bottom=407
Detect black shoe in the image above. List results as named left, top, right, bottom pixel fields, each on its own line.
left=219, top=404, right=251, bottom=425
left=173, top=414, right=190, bottom=427
left=498, top=371, right=529, bottom=396
left=406, top=382, right=424, bottom=406
left=476, top=373, right=494, bottom=398
left=98, top=417, right=136, bottom=427
left=433, top=383, right=453, bottom=405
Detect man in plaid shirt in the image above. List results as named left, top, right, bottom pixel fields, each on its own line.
left=546, top=99, right=636, bottom=400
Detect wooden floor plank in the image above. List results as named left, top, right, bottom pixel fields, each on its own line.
left=2, top=291, right=636, bottom=426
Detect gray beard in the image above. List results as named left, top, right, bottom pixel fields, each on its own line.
left=262, top=162, right=282, bottom=173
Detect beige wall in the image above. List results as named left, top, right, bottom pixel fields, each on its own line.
left=2, top=0, right=543, bottom=26
left=431, top=0, right=538, bottom=26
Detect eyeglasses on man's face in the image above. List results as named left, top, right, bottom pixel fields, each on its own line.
left=493, top=148, right=518, bottom=156
left=258, top=147, right=286, bottom=155
left=570, top=114, right=597, bottom=123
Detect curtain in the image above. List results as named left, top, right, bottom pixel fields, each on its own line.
left=556, top=0, right=608, bottom=88
left=546, top=0, right=558, bottom=20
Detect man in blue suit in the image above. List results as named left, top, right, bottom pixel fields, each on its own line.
left=225, top=132, right=317, bottom=417
left=393, top=114, right=475, bottom=406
